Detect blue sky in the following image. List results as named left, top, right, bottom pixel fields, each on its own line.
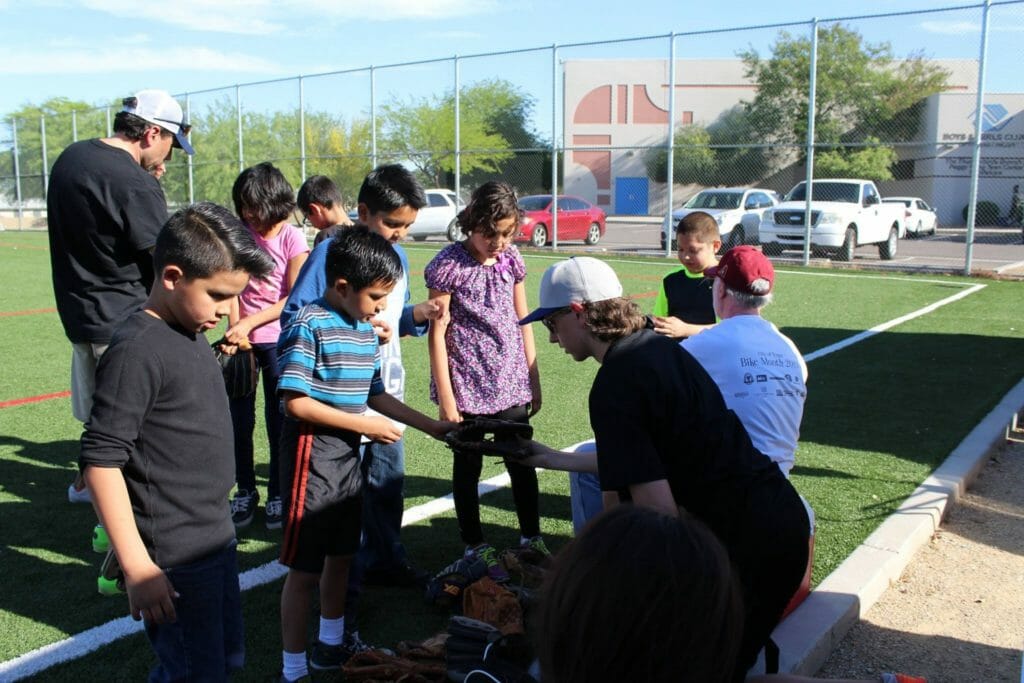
left=0, top=0, right=1017, bottom=123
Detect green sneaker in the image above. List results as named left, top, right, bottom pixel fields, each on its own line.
left=92, top=524, right=110, bottom=554
left=97, top=549, right=125, bottom=596
left=469, top=543, right=509, bottom=583
left=522, top=535, right=551, bottom=557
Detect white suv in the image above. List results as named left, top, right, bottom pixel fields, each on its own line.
left=409, top=189, right=465, bottom=242
left=661, top=187, right=778, bottom=250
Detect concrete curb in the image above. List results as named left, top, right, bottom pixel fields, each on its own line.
left=773, top=377, right=1024, bottom=675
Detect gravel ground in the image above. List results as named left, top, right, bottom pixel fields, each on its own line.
left=817, top=437, right=1024, bottom=683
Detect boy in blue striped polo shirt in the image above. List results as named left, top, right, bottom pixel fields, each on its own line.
left=275, top=227, right=454, bottom=683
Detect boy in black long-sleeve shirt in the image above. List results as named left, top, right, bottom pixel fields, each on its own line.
left=80, top=202, right=273, bottom=681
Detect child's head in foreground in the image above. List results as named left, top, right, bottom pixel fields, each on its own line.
left=150, top=202, right=275, bottom=333
left=324, top=226, right=403, bottom=323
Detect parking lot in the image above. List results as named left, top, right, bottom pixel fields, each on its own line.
left=552, top=218, right=1024, bottom=277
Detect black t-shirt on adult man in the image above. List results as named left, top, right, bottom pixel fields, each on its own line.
left=47, top=139, right=168, bottom=344
left=80, top=311, right=235, bottom=568
left=589, top=328, right=809, bottom=677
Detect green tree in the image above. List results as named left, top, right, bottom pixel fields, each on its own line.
left=739, top=23, right=949, bottom=173
left=707, top=105, right=768, bottom=186
left=380, top=79, right=523, bottom=187
left=644, top=125, right=718, bottom=185
left=2, top=98, right=111, bottom=201
left=814, top=138, right=899, bottom=180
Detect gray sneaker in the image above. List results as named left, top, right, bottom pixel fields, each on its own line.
left=343, top=630, right=395, bottom=656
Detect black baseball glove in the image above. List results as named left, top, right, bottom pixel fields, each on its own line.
left=212, top=338, right=258, bottom=399
left=444, top=418, right=534, bottom=460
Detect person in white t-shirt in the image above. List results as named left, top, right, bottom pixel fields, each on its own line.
left=681, top=246, right=807, bottom=477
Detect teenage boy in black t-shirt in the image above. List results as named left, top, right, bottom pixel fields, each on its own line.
left=519, top=257, right=810, bottom=682
left=80, top=203, right=273, bottom=681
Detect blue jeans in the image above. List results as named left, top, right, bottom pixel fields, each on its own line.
left=344, top=437, right=408, bottom=629
left=145, top=541, right=244, bottom=682
left=359, top=438, right=408, bottom=571
left=567, top=440, right=603, bottom=535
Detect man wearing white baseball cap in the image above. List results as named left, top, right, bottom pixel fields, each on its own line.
left=48, top=89, right=194, bottom=504
left=519, top=256, right=810, bottom=681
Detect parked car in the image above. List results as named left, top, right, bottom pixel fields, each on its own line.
left=759, top=179, right=906, bottom=261
left=882, top=196, right=938, bottom=237
left=659, top=187, right=779, bottom=250
left=516, top=195, right=606, bottom=247
left=409, top=188, right=465, bottom=241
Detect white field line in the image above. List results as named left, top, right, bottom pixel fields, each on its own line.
left=1, top=276, right=987, bottom=679
left=803, top=283, right=986, bottom=362
left=0, top=474, right=512, bottom=681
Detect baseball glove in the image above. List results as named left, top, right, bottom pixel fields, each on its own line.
left=212, top=338, right=258, bottom=399
left=424, top=556, right=488, bottom=609
left=444, top=418, right=534, bottom=460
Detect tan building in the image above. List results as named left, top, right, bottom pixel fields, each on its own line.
left=563, top=58, right=996, bottom=225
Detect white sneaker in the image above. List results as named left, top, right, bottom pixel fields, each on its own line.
left=68, top=481, right=92, bottom=504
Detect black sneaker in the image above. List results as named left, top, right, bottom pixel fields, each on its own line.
left=363, top=561, right=430, bottom=588
left=309, top=640, right=353, bottom=671
left=265, top=496, right=283, bottom=530
left=230, top=489, right=259, bottom=529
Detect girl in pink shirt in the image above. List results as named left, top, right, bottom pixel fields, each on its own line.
left=223, top=162, right=309, bottom=531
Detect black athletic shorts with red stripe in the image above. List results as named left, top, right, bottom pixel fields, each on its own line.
left=279, top=417, right=364, bottom=573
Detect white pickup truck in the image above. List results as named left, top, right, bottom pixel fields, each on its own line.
left=759, top=179, right=906, bottom=261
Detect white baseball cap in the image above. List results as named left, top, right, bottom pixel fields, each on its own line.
left=519, top=257, right=623, bottom=325
left=122, top=89, right=194, bottom=155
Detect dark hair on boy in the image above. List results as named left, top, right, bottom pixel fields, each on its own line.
left=675, top=210, right=720, bottom=242
left=297, top=175, right=343, bottom=214
left=153, top=202, right=275, bottom=280
left=581, top=297, right=647, bottom=342
left=325, top=224, right=403, bottom=291
left=456, top=180, right=522, bottom=238
left=357, top=164, right=427, bottom=214
left=112, top=111, right=163, bottom=142
left=231, top=162, right=297, bottom=227
left=536, top=506, right=744, bottom=683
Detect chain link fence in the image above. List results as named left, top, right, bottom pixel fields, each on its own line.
left=1, top=1, right=1022, bottom=274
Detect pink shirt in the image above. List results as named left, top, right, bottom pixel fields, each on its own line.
left=239, top=223, right=308, bottom=345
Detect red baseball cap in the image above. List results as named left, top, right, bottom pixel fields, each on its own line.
left=703, top=245, right=774, bottom=295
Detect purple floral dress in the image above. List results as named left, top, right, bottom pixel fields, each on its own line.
left=424, top=243, right=532, bottom=415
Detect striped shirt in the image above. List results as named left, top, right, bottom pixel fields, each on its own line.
left=277, top=298, right=384, bottom=412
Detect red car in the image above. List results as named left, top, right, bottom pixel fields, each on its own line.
left=516, top=195, right=606, bottom=247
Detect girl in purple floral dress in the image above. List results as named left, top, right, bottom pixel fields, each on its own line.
left=425, top=181, right=547, bottom=581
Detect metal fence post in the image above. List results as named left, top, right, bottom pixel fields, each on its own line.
left=186, top=93, right=194, bottom=204
left=454, top=56, right=461, bottom=199
left=552, top=44, right=560, bottom=249
left=964, top=0, right=992, bottom=275
left=72, top=110, right=78, bottom=143
left=105, top=106, right=111, bottom=137
left=40, top=115, right=49, bottom=196
left=801, top=18, right=819, bottom=267
left=665, top=32, right=677, bottom=257
left=12, top=118, right=23, bottom=230
left=370, top=66, right=377, bottom=169
left=299, top=76, right=307, bottom=181
left=236, top=85, right=244, bottom=172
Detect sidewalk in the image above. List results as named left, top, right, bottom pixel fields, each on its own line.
left=769, top=378, right=1024, bottom=679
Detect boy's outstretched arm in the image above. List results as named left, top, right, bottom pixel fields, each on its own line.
left=83, top=466, right=178, bottom=624
left=652, top=315, right=714, bottom=339
left=282, top=391, right=403, bottom=444
left=519, top=441, right=599, bottom=473
left=367, top=391, right=456, bottom=441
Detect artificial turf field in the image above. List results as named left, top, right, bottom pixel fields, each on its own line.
left=1, top=229, right=1022, bottom=680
